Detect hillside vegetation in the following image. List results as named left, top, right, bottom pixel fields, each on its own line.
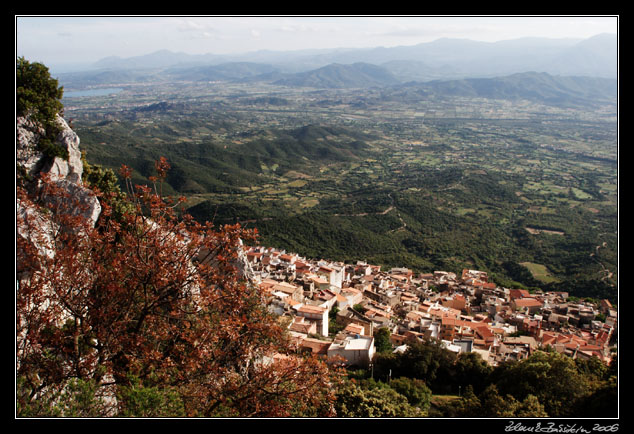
left=67, top=70, right=617, bottom=303
left=16, top=57, right=619, bottom=418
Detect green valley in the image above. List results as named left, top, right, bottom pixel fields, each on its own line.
left=65, top=74, right=618, bottom=302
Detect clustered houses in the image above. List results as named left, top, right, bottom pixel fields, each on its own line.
left=245, top=246, right=617, bottom=368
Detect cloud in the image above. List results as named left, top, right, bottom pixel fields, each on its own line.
left=278, top=23, right=315, bottom=33
left=177, top=19, right=210, bottom=32
left=176, top=18, right=220, bottom=38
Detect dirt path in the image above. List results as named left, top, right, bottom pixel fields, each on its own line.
left=591, top=241, right=614, bottom=281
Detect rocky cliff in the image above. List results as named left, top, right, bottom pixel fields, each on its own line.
left=17, top=113, right=102, bottom=282
left=17, top=113, right=102, bottom=227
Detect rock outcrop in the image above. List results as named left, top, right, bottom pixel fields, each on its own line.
left=17, top=112, right=102, bottom=282
left=17, top=113, right=101, bottom=227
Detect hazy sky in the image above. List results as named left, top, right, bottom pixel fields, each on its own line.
left=16, top=15, right=618, bottom=71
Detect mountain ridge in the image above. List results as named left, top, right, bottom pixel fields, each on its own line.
left=273, top=62, right=401, bottom=88
left=391, top=71, right=617, bottom=108
left=60, top=65, right=617, bottom=109
left=86, top=33, right=617, bottom=79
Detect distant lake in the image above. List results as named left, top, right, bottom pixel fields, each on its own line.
left=63, top=88, right=124, bottom=98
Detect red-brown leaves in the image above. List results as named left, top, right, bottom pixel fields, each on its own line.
left=17, top=157, right=340, bottom=417
left=154, top=156, right=170, bottom=181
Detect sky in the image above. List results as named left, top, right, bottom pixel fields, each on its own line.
left=15, top=15, right=618, bottom=72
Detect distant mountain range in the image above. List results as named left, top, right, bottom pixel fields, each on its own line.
left=57, top=34, right=617, bottom=108
left=87, top=33, right=617, bottom=80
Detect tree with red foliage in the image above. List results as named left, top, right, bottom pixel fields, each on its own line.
left=16, top=158, right=342, bottom=417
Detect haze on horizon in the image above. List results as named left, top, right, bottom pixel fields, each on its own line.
left=16, top=15, right=618, bottom=73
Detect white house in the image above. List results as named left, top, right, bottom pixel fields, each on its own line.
left=327, top=334, right=375, bottom=367
left=316, top=263, right=344, bottom=289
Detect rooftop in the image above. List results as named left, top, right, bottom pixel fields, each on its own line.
left=331, top=334, right=373, bottom=351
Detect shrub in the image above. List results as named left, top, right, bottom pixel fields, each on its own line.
left=16, top=57, right=67, bottom=159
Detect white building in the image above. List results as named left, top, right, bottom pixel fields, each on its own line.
left=316, top=263, right=344, bottom=289
left=295, top=304, right=329, bottom=337
left=327, top=334, right=375, bottom=367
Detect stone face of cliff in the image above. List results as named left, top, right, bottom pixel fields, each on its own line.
left=17, top=113, right=101, bottom=227
left=17, top=112, right=102, bottom=282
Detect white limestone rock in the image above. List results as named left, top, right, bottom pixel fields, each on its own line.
left=44, top=115, right=84, bottom=184
left=17, top=113, right=101, bottom=227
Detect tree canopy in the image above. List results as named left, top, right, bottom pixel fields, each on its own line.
left=16, top=57, right=64, bottom=121
left=16, top=57, right=67, bottom=159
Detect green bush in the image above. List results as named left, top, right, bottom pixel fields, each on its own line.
left=16, top=57, right=67, bottom=159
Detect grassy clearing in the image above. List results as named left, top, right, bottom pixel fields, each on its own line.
left=570, top=187, right=592, bottom=200
left=300, top=198, right=320, bottom=208
left=287, top=179, right=308, bottom=188
left=519, top=261, right=560, bottom=283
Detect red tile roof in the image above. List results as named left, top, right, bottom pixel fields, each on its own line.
left=510, top=289, right=531, bottom=299
left=298, top=305, right=327, bottom=314
left=514, top=298, right=543, bottom=307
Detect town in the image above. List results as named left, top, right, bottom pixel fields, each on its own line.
left=242, top=245, right=617, bottom=369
